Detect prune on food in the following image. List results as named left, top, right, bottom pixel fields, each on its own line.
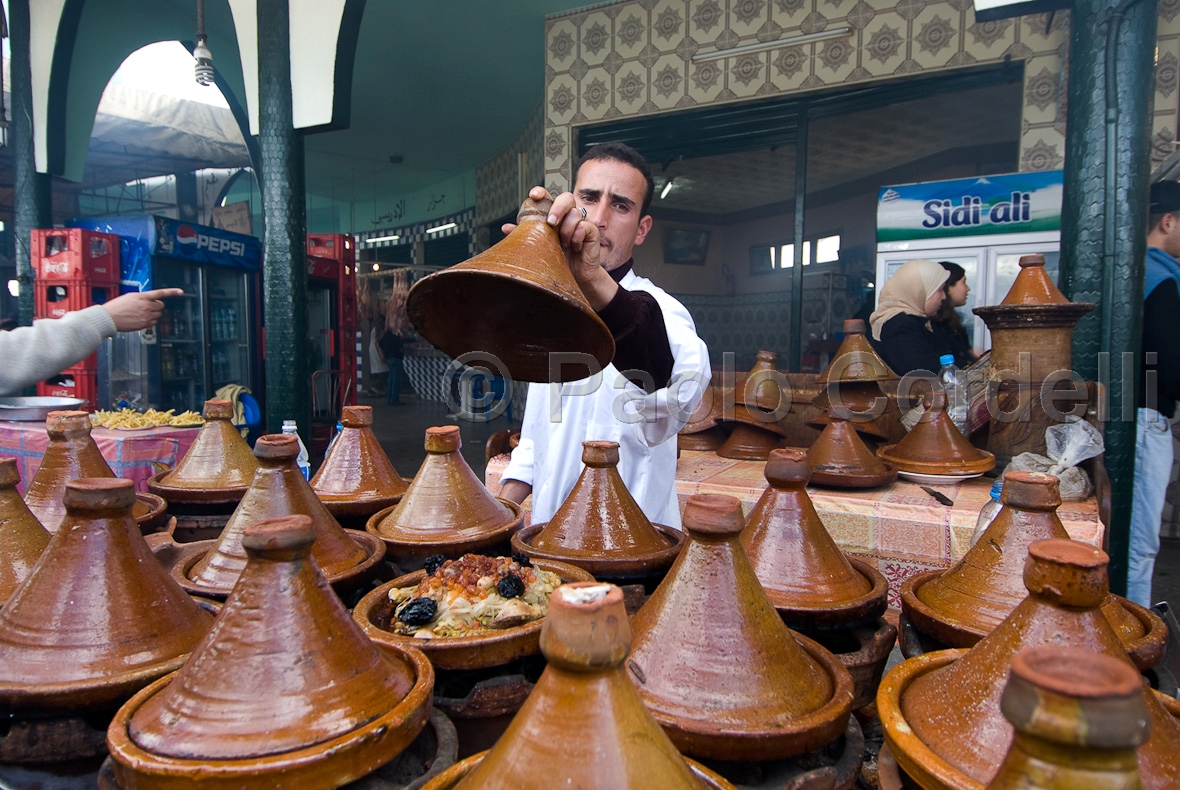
left=397, top=597, right=438, bottom=625
left=423, top=554, right=447, bottom=575
left=497, top=574, right=526, bottom=598
left=511, top=551, right=532, bottom=568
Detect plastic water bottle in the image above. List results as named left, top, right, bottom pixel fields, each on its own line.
left=938, top=354, right=969, bottom=435
left=971, top=480, right=1004, bottom=546
left=325, top=420, right=344, bottom=455
left=282, top=420, right=311, bottom=480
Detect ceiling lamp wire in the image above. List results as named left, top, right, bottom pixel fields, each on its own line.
left=193, top=0, right=214, bottom=86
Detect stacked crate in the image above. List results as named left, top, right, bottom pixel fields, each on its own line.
left=32, top=229, right=121, bottom=409
left=307, top=234, right=358, bottom=405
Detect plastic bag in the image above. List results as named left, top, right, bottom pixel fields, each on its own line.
left=1003, top=416, right=1104, bottom=501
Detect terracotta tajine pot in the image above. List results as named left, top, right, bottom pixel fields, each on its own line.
left=627, top=493, right=854, bottom=761
left=175, top=434, right=384, bottom=599
left=999, top=254, right=1070, bottom=306
left=734, top=350, right=784, bottom=412
left=146, top=399, right=259, bottom=505
left=366, top=426, right=523, bottom=568
left=311, top=405, right=409, bottom=518
left=816, top=319, right=899, bottom=384
left=807, top=418, right=896, bottom=488
left=406, top=197, right=614, bottom=383
left=877, top=390, right=995, bottom=476
left=808, top=381, right=894, bottom=438
left=741, top=450, right=887, bottom=629
left=880, top=539, right=1180, bottom=790
left=715, top=420, right=784, bottom=461
left=512, top=441, right=685, bottom=580
left=108, top=515, right=434, bottom=789
left=0, top=478, right=213, bottom=712
left=0, top=457, right=50, bottom=605
left=902, top=471, right=1166, bottom=669
left=987, top=646, right=1149, bottom=790
left=681, top=387, right=721, bottom=434
left=354, top=558, right=594, bottom=672
left=419, top=582, right=737, bottom=790
left=677, top=425, right=730, bottom=452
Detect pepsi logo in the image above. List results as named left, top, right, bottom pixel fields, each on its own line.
left=176, top=225, right=199, bottom=245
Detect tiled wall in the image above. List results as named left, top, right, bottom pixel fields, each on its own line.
left=475, top=103, right=546, bottom=229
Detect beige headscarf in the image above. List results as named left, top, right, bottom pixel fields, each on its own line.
left=869, top=259, right=950, bottom=341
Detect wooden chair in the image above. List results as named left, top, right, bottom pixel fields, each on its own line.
left=311, top=369, right=352, bottom=462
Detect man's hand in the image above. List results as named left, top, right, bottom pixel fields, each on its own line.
left=503, top=186, right=618, bottom=311
left=102, top=288, right=185, bottom=332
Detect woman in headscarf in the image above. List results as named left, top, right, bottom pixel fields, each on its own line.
left=929, top=261, right=978, bottom=368
left=869, top=259, right=949, bottom=375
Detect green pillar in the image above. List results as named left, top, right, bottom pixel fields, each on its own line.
left=1059, top=0, right=1157, bottom=595
left=257, top=0, right=310, bottom=437
left=9, top=0, right=52, bottom=329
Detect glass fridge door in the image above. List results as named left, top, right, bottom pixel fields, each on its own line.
left=206, top=267, right=253, bottom=394
left=156, top=259, right=206, bottom=413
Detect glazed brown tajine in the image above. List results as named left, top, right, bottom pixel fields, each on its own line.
left=147, top=399, right=259, bottom=503
left=0, top=457, right=50, bottom=605
left=902, top=471, right=1165, bottom=669
left=880, top=539, right=1180, bottom=790
left=0, top=478, right=213, bottom=712
left=809, top=318, right=902, bottom=442
left=23, top=410, right=122, bottom=532
left=806, top=418, right=896, bottom=488
left=741, top=449, right=886, bottom=629
left=511, top=440, right=683, bottom=579
left=311, top=405, right=408, bottom=518
left=107, top=515, right=433, bottom=789
left=367, top=426, right=523, bottom=567
left=877, top=391, right=995, bottom=477
left=420, top=582, right=736, bottom=790
left=177, top=434, right=382, bottom=598
left=627, top=493, right=854, bottom=761
left=716, top=351, right=788, bottom=461
left=986, top=646, right=1149, bottom=790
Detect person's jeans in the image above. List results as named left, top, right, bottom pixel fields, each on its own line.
left=1128, top=407, right=1174, bottom=606
left=386, top=358, right=404, bottom=404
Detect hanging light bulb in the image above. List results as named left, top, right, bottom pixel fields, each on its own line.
left=193, top=0, right=214, bottom=86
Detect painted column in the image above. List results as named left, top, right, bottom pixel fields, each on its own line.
left=1059, top=0, right=1157, bottom=594
left=257, top=0, right=309, bottom=436
left=9, top=0, right=52, bottom=329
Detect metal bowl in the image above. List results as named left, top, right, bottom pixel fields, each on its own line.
left=0, top=397, right=87, bottom=421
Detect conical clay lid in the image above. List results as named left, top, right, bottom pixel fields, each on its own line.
left=130, top=515, right=419, bottom=760
left=807, top=419, right=895, bottom=487
left=1000, top=254, right=1070, bottom=306
left=370, top=426, right=518, bottom=544
left=816, top=319, right=898, bottom=384
left=312, top=405, right=408, bottom=513
left=406, top=198, right=614, bottom=383
left=627, top=494, right=853, bottom=761
left=0, top=457, right=50, bottom=604
left=452, top=583, right=715, bottom=790
left=0, top=478, right=213, bottom=711
left=734, top=350, right=783, bottom=411
left=741, top=450, right=881, bottom=624
left=23, top=410, right=117, bottom=532
left=896, top=539, right=1180, bottom=788
left=151, top=399, right=259, bottom=497
left=877, top=390, right=995, bottom=475
left=716, top=421, right=784, bottom=461
left=185, top=434, right=368, bottom=595
left=808, top=381, right=893, bottom=435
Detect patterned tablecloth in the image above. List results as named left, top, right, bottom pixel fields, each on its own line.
left=0, top=421, right=200, bottom=494
left=485, top=449, right=1104, bottom=608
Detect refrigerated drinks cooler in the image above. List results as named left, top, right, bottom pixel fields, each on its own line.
left=875, top=170, right=1063, bottom=355
left=69, top=216, right=261, bottom=414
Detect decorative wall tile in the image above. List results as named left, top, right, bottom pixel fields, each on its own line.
left=475, top=104, right=544, bottom=226
left=816, top=35, right=857, bottom=83
left=863, top=19, right=906, bottom=75
left=548, top=76, right=578, bottom=126
left=967, top=16, right=1013, bottom=54
left=581, top=12, right=614, bottom=65
left=689, top=0, right=725, bottom=37
left=652, top=0, right=686, bottom=46
left=581, top=68, right=614, bottom=120
left=651, top=55, right=687, bottom=109
left=769, top=44, right=812, bottom=92
left=731, top=0, right=768, bottom=36
left=689, top=58, right=727, bottom=103
left=547, top=19, right=579, bottom=68
left=728, top=53, right=769, bottom=98
left=910, top=9, right=959, bottom=69
left=617, top=12, right=649, bottom=57
left=615, top=65, right=650, bottom=109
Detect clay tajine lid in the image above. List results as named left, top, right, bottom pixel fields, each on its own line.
left=999, top=254, right=1069, bottom=306
left=816, top=319, right=898, bottom=384
left=367, top=426, right=521, bottom=551
left=989, top=646, right=1149, bottom=790
left=149, top=399, right=259, bottom=501
left=715, top=421, right=784, bottom=461
left=180, top=434, right=374, bottom=598
left=0, top=478, right=213, bottom=712
left=0, top=457, right=51, bottom=604
left=887, top=539, right=1180, bottom=789
left=513, top=441, right=682, bottom=579
left=444, top=583, right=729, bottom=790
left=808, top=381, right=892, bottom=435
left=807, top=419, right=896, bottom=488
left=311, top=405, right=409, bottom=515
left=876, top=390, right=995, bottom=476
left=129, top=515, right=423, bottom=760
left=680, top=388, right=720, bottom=434
left=627, top=494, right=853, bottom=761
left=903, top=471, right=1166, bottom=668
left=741, top=450, right=885, bottom=628
left=23, top=410, right=117, bottom=532
left=734, top=350, right=783, bottom=411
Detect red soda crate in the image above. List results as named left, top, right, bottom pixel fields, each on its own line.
left=339, top=291, right=358, bottom=327
left=33, top=229, right=119, bottom=283
left=38, top=368, right=99, bottom=411
left=307, top=234, right=356, bottom=266
left=35, top=279, right=118, bottom=320
left=306, top=255, right=339, bottom=281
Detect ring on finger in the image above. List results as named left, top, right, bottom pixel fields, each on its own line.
left=577, top=207, right=588, bottom=220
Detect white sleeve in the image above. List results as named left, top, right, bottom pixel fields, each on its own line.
left=0, top=306, right=116, bottom=396
left=499, top=382, right=545, bottom=486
